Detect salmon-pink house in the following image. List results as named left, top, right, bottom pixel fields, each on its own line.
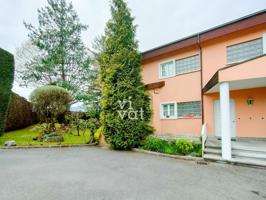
left=141, top=10, right=266, bottom=161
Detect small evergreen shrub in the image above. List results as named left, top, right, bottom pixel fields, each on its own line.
left=175, top=139, right=194, bottom=155
left=0, top=48, right=14, bottom=135
left=30, top=85, right=72, bottom=132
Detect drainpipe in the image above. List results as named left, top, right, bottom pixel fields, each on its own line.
left=197, top=34, right=204, bottom=125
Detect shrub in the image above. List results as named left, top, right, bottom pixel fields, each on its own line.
left=86, top=107, right=101, bottom=142
left=5, top=93, right=38, bottom=131
left=191, top=142, right=202, bottom=157
left=163, top=142, right=178, bottom=155
left=30, top=85, right=72, bottom=133
left=94, top=126, right=103, bottom=141
left=175, top=139, right=194, bottom=155
left=0, top=48, right=14, bottom=135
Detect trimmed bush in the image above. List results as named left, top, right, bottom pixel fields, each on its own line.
left=5, top=93, right=38, bottom=131
left=0, top=48, right=14, bottom=135
left=30, top=85, right=72, bottom=132
left=175, top=139, right=194, bottom=155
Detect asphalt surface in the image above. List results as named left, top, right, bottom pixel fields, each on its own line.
left=0, top=147, right=266, bottom=200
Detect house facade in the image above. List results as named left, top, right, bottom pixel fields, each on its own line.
left=141, top=10, right=266, bottom=160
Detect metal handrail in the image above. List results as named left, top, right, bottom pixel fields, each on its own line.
left=201, top=123, right=208, bottom=155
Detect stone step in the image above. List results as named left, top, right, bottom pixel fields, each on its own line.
left=233, top=149, right=266, bottom=160
left=204, top=148, right=221, bottom=155
left=203, top=154, right=223, bottom=161
left=205, top=143, right=266, bottom=153
left=204, top=154, right=266, bottom=167
left=232, top=145, right=266, bottom=153
left=204, top=147, right=266, bottom=160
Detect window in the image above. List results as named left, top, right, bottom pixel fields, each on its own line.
left=227, top=38, right=263, bottom=64
left=161, top=101, right=201, bottom=119
left=175, top=55, right=200, bottom=74
left=161, top=103, right=176, bottom=118
left=159, top=60, right=175, bottom=78
left=177, top=101, right=201, bottom=118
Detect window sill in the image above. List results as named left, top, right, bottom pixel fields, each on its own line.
left=160, top=117, right=177, bottom=120
left=160, top=116, right=202, bottom=120
left=177, top=116, right=202, bottom=119
left=159, top=75, right=175, bottom=80
left=159, top=69, right=200, bottom=80
left=226, top=54, right=265, bottom=66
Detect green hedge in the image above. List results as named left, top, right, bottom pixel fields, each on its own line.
left=5, top=93, right=38, bottom=131
left=0, top=48, right=14, bottom=135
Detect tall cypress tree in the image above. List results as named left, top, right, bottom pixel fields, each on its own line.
left=98, top=0, right=153, bottom=149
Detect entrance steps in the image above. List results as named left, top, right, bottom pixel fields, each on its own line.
left=203, top=138, right=266, bottom=167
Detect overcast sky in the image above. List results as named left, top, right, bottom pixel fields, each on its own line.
left=0, top=0, right=265, bottom=98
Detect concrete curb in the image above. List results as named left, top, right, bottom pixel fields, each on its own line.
left=0, top=143, right=97, bottom=149
left=132, top=148, right=204, bottom=162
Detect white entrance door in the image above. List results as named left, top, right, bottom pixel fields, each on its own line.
left=214, top=99, right=236, bottom=138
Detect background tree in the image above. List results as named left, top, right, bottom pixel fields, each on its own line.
left=15, top=40, right=44, bottom=86
left=98, top=0, right=153, bottom=149
left=20, top=0, right=94, bottom=103
left=0, top=48, right=15, bottom=135
left=30, top=85, right=72, bottom=133
left=86, top=50, right=102, bottom=109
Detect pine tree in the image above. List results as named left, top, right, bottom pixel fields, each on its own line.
left=20, top=0, right=93, bottom=103
left=98, top=0, right=153, bottom=149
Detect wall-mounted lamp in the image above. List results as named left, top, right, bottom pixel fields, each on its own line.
left=247, top=97, right=254, bottom=105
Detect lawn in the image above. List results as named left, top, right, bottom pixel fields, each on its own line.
left=0, top=125, right=91, bottom=146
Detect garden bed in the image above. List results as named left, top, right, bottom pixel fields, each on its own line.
left=0, top=125, right=91, bottom=146
left=133, top=148, right=204, bottom=162
left=140, top=136, right=202, bottom=158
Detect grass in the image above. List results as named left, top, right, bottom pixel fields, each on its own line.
left=0, top=124, right=91, bottom=146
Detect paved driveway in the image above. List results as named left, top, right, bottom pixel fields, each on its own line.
left=0, top=147, right=265, bottom=200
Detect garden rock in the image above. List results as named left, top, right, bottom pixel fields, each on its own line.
left=4, top=140, right=16, bottom=147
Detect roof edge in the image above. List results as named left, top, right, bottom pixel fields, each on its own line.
left=142, top=9, right=266, bottom=59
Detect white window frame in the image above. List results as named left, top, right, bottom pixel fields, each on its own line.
left=160, top=101, right=202, bottom=119
left=159, top=59, right=175, bottom=79
left=160, top=102, right=177, bottom=119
